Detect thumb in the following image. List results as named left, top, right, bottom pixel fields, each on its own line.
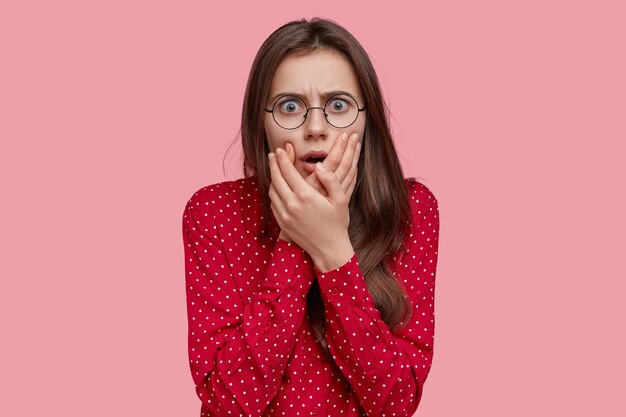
left=315, top=162, right=342, bottom=200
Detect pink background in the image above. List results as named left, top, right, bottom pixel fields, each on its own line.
left=1, top=0, right=625, bottom=415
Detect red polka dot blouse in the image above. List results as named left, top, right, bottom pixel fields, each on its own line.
left=182, top=176, right=440, bottom=416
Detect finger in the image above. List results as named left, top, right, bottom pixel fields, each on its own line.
left=286, top=142, right=296, bottom=164
left=306, top=132, right=353, bottom=194
left=335, top=133, right=360, bottom=186
left=345, top=163, right=358, bottom=199
left=320, top=132, right=348, bottom=173
left=270, top=184, right=296, bottom=244
left=341, top=140, right=361, bottom=192
left=315, top=162, right=343, bottom=201
left=275, top=147, right=311, bottom=194
left=306, top=171, right=322, bottom=187
left=270, top=201, right=284, bottom=230
left=269, top=183, right=288, bottom=222
left=268, top=151, right=293, bottom=199
left=305, top=172, right=326, bottom=195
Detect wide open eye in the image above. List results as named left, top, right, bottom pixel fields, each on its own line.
left=277, top=96, right=305, bottom=114
left=326, top=96, right=351, bottom=113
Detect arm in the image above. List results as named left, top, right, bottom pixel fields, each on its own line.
left=265, top=140, right=440, bottom=414
left=183, top=187, right=314, bottom=416
left=315, top=183, right=440, bottom=417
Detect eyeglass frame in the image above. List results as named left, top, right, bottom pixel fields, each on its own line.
left=264, top=92, right=367, bottom=130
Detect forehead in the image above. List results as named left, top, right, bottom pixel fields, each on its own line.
left=269, top=49, right=362, bottom=100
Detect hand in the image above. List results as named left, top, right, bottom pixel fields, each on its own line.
left=275, top=133, right=361, bottom=243
left=284, top=132, right=361, bottom=197
left=268, top=144, right=360, bottom=271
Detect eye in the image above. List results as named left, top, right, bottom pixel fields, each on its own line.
left=327, top=97, right=350, bottom=113
left=277, top=97, right=304, bottom=113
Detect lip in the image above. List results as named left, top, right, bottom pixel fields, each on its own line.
left=300, top=150, right=329, bottom=174
left=300, top=150, right=329, bottom=161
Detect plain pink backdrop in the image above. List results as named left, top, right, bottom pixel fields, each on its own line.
left=1, top=1, right=625, bottom=415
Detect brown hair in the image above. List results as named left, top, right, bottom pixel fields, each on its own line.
left=240, top=18, right=412, bottom=347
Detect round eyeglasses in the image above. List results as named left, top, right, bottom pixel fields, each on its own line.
left=264, top=93, right=367, bottom=130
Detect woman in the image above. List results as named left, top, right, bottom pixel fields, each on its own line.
left=183, top=18, right=440, bottom=417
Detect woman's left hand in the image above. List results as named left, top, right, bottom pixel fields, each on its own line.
left=268, top=147, right=357, bottom=272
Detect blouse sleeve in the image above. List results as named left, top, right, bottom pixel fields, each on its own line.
left=314, top=182, right=440, bottom=417
left=183, top=188, right=315, bottom=416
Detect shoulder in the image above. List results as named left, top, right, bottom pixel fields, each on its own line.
left=404, top=177, right=438, bottom=211
left=403, top=177, right=440, bottom=233
left=184, top=176, right=259, bottom=210
left=183, top=176, right=260, bottom=224
left=399, top=178, right=440, bottom=256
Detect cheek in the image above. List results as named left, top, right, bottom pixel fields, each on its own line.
left=351, top=118, right=367, bottom=142
left=264, top=118, right=288, bottom=152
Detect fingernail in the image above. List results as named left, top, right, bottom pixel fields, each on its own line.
left=341, top=133, right=348, bottom=142
left=351, top=133, right=359, bottom=142
left=316, top=162, right=326, bottom=172
left=356, top=142, right=362, bottom=152
left=276, top=148, right=283, bottom=155
left=268, top=152, right=275, bottom=160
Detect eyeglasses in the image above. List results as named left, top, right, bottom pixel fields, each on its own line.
left=264, top=93, right=367, bottom=130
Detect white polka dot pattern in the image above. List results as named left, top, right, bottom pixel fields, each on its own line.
left=182, top=176, right=439, bottom=416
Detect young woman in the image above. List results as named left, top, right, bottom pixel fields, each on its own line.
left=183, top=18, right=440, bottom=417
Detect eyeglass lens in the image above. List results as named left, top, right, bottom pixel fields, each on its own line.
left=272, top=94, right=360, bottom=129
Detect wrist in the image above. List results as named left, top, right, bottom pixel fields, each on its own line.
left=311, top=237, right=354, bottom=272
left=278, top=230, right=293, bottom=243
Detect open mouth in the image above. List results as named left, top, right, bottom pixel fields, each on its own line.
left=300, top=154, right=327, bottom=173
left=305, top=156, right=325, bottom=164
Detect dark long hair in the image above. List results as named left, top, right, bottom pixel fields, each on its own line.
left=240, top=18, right=412, bottom=347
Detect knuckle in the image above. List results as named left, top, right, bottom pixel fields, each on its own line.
left=285, top=200, right=299, bottom=213
left=284, top=199, right=295, bottom=211
left=295, top=190, right=310, bottom=203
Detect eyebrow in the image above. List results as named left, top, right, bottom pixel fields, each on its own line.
left=268, top=90, right=357, bottom=104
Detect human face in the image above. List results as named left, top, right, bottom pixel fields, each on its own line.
left=264, top=49, right=366, bottom=179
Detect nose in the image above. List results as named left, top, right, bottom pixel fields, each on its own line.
left=303, top=107, right=329, bottom=140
